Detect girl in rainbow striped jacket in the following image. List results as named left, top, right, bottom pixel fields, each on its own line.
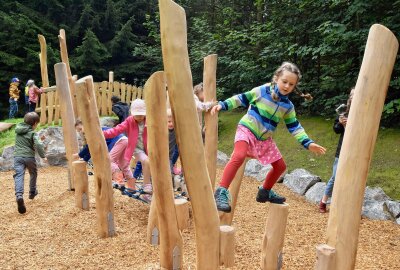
left=212, top=62, right=326, bottom=213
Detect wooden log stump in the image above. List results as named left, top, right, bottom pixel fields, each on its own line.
left=159, top=0, right=220, bottom=268
left=203, top=54, right=218, bottom=189
left=72, top=160, right=89, bottom=210
left=323, top=24, right=398, bottom=270
left=54, top=63, right=79, bottom=191
left=175, top=198, right=190, bottom=231
left=261, top=203, right=289, bottom=270
left=74, top=75, right=115, bottom=238
left=219, top=225, right=235, bottom=268
left=315, top=244, right=336, bottom=270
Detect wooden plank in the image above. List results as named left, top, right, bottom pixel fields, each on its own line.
left=137, top=86, right=143, bottom=99
left=53, top=91, right=61, bottom=125
left=132, top=86, right=138, bottom=100
left=38, top=34, right=49, bottom=126
left=107, top=82, right=113, bottom=115
left=39, top=92, right=47, bottom=125
left=126, top=84, right=132, bottom=104
left=46, top=91, right=55, bottom=125
left=120, top=83, right=127, bottom=103
left=101, top=81, right=108, bottom=116
left=113, top=81, right=120, bottom=98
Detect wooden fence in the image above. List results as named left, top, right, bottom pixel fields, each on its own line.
left=37, top=81, right=143, bottom=125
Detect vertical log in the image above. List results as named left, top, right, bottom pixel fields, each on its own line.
left=175, top=198, right=190, bottom=231
left=38, top=34, right=49, bottom=125
left=121, top=83, right=127, bottom=103
left=46, top=90, right=55, bottom=125
left=137, top=86, right=143, bottom=99
left=132, top=86, right=138, bottom=100
left=203, top=54, right=218, bottom=189
left=159, top=0, right=220, bottom=269
left=75, top=76, right=115, bottom=238
left=146, top=71, right=183, bottom=269
left=261, top=203, right=289, bottom=270
left=219, top=160, right=248, bottom=225
left=126, top=84, right=132, bottom=104
left=113, top=81, right=120, bottom=98
left=73, top=160, right=89, bottom=210
left=323, top=24, right=398, bottom=270
left=101, top=81, right=108, bottom=116
left=109, top=71, right=114, bottom=84
left=219, top=225, right=235, bottom=268
left=54, top=63, right=79, bottom=191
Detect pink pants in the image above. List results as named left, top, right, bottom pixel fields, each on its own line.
left=109, top=138, right=133, bottom=179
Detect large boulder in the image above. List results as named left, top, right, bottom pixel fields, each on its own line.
left=217, top=150, right=229, bottom=166
left=38, top=127, right=68, bottom=166
left=100, top=117, right=118, bottom=128
left=362, top=200, right=392, bottom=220
left=283, top=168, right=321, bottom=195
left=384, top=200, right=400, bottom=220
left=244, top=159, right=272, bottom=182
left=0, top=145, right=15, bottom=171
left=364, top=186, right=390, bottom=202
left=305, top=182, right=327, bottom=204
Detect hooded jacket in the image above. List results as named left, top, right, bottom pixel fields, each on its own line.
left=9, top=82, right=20, bottom=99
left=14, top=122, right=45, bottom=158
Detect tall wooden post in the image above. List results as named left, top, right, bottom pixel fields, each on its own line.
left=219, top=160, right=248, bottom=225
left=75, top=75, right=115, bottom=238
left=72, top=160, right=89, bottom=210
left=146, top=71, right=183, bottom=269
left=159, top=0, right=220, bottom=269
left=203, top=54, right=218, bottom=189
left=321, top=24, right=398, bottom=269
left=219, top=225, right=235, bottom=267
left=54, top=63, right=79, bottom=191
left=38, top=34, right=49, bottom=125
left=261, top=203, right=289, bottom=270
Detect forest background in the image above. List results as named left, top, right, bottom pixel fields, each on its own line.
left=0, top=0, right=399, bottom=124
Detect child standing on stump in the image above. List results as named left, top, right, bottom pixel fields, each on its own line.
left=211, top=62, right=326, bottom=213
left=319, top=88, right=354, bottom=213
left=13, top=112, right=46, bottom=214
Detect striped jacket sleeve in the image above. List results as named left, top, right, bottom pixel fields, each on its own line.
left=218, top=87, right=261, bottom=111
left=283, top=105, right=314, bottom=149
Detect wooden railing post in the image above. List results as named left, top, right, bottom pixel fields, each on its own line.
left=38, top=34, right=49, bottom=125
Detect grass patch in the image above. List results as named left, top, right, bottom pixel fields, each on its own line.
left=218, top=112, right=400, bottom=200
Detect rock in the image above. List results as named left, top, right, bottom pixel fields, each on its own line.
left=0, top=145, right=15, bottom=171
left=38, top=127, right=68, bottom=166
left=283, top=168, right=321, bottom=195
left=305, top=182, right=327, bottom=204
left=384, top=200, right=400, bottom=219
left=364, top=186, right=390, bottom=202
left=362, top=200, right=392, bottom=220
left=397, top=218, right=400, bottom=225
left=100, top=117, right=118, bottom=128
left=217, top=150, right=229, bottom=166
left=244, top=159, right=272, bottom=182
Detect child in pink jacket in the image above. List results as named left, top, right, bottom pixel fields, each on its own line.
left=103, top=99, right=152, bottom=196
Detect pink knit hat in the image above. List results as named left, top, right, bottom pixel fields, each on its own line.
left=131, top=99, right=146, bottom=116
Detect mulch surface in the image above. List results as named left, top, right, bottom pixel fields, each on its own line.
left=1, top=166, right=399, bottom=269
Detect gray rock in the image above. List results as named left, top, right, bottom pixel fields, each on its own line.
left=364, top=186, right=390, bottom=202
left=0, top=145, right=15, bottom=171
left=397, top=218, right=400, bottom=225
left=305, top=182, right=327, bottom=204
left=283, top=168, right=321, bottom=195
left=100, top=117, right=118, bottom=128
left=384, top=200, right=400, bottom=219
left=244, top=159, right=272, bottom=182
left=217, top=150, right=229, bottom=166
left=362, top=200, right=392, bottom=220
left=38, top=127, right=68, bottom=166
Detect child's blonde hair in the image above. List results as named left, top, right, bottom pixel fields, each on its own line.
left=193, top=83, right=203, bottom=96
left=167, top=108, right=172, bottom=117
left=272, top=62, right=312, bottom=101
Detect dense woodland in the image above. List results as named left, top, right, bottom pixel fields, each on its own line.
left=0, top=0, right=399, bottom=125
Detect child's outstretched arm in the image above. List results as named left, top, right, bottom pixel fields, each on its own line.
left=308, top=143, right=326, bottom=155
left=103, top=117, right=129, bottom=138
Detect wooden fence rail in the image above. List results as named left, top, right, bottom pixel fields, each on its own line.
left=37, top=81, right=143, bottom=125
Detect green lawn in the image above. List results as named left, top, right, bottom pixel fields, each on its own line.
left=218, top=111, right=400, bottom=200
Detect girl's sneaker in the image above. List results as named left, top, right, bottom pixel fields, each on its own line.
left=256, top=187, right=286, bottom=204
left=143, top=184, right=153, bottom=194
left=214, top=187, right=231, bottom=213
left=141, top=194, right=152, bottom=203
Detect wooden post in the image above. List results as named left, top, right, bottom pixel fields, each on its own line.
left=126, top=84, right=132, bottom=104
left=38, top=34, right=49, bottom=125
left=219, top=225, right=235, bottom=268
left=219, top=160, right=248, bottom=225
left=46, top=91, right=55, bottom=125
left=261, top=203, right=289, bottom=270
left=146, top=71, right=183, bottom=269
left=322, top=24, right=398, bottom=270
left=159, top=0, right=220, bottom=269
left=315, top=244, right=336, bottom=270
left=75, top=75, right=115, bottom=238
left=121, top=83, right=127, bottom=102
left=203, top=54, right=218, bottom=189
left=101, top=81, right=108, bottom=116
left=53, top=91, right=61, bottom=125
left=175, top=198, right=190, bottom=231
left=109, top=71, right=114, bottom=84
left=54, top=63, right=79, bottom=191
left=147, top=198, right=160, bottom=246
left=72, top=160, right=89, bottom=210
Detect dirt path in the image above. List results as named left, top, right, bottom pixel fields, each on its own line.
left=1, top=166, right=399, bottom=269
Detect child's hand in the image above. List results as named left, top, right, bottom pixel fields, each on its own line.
left=72, top=153, right=80, bottom=160
left=210, top=104, right=222, bottom=115
left=339, top=115, right=348, bottom=127
left=309, top=143, right=326, bottom=155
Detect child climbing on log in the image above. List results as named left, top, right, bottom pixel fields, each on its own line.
left=319, top=88, right=354, bottom=213
left=73, top=119, right=135, bottom=189
left=103, top=99, right=152, bottom=200
left=193, top=82, right=215, bottom=140
left=13, top=112, right=46, bottom=214
left=211, top=62, right=326, bottom=213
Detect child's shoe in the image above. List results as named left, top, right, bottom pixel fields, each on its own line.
left=172, top=166, right=182, bottom=175
left=125, top=178, right=137, bottom=191
left=17, top=198, right=26, bottom=214
left=143, top=184, right=153, bottom=194
left=112, top=171, right=125, bottom=186
left=256, top=187, right=286, bottom=204
left=214, top=187, right=231, bottom=213
left=319, top=201, right=327, bottom=213
left=141, top=194, right=152, bottom=203
left=29, top=190, right=38, bottom=200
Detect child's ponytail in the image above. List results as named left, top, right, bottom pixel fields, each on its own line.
left=294, top=88, right=313, bottom=101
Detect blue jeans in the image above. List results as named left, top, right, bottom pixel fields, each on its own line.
left=324, top=157, right=339, bottom=197
left=170, top=145, right=179, bottom=172
left=13, top=157, right=38, bottom=199
left=9, top=98, right=18, bottom=118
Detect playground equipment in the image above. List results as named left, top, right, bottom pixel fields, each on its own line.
left=315, top=24, right=398, bottom=270
left=72, top=160, right=89, bottom=210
